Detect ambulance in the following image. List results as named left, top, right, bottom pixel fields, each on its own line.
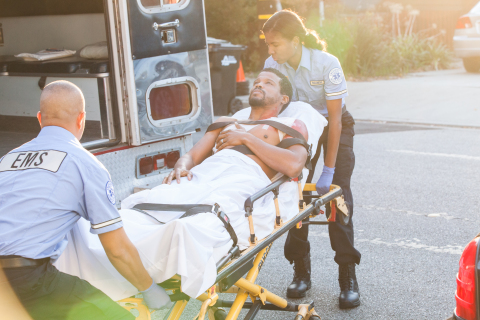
left=0, top=0, right=214, bottom=205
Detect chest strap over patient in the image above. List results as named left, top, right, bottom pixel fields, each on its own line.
left=132, top=203, right=238, bottom=248
left=207, top=120, right=312, bottom=170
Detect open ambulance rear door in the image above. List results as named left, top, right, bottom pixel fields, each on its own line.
left=97, top=0, right=213, bottom=204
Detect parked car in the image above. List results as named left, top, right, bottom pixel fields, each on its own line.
left=454, top=1, right=480, bottom=72
left=451, top=233, right=480, bottom=320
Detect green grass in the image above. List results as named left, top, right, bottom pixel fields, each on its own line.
left=317, top=20, right=354, bottom=66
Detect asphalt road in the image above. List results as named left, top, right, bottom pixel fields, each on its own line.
left=151, top=66, right=480, bottom=320
left=346, top=66, right=480, bottom=127
left=153, top=122, right=479, bottom=320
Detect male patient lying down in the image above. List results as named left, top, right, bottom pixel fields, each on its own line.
left=55, top=69, right=314, bottom=300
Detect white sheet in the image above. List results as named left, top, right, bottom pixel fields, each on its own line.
left=55, top=150, right=300, bottom=299
left=55, top=107, right=327, bottom=300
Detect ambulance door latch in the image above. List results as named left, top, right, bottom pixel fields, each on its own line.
left=153, top=19, right=180, bottom=31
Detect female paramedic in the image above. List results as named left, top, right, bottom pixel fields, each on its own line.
left=263, top=10, right=361, bottom=309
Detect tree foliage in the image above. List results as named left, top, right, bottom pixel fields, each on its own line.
left=205, top=0, right=263, bottom=71
left=204, top=0, right=452, bottom=77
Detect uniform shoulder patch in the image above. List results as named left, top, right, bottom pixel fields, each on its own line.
left=328, top=68, right=344, bottom=85
left=105, top=181, right=116, bottom=205
left=0, top=150, right=67, bottom=173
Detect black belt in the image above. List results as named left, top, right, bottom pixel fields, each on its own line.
left=0, top=255, right=50, bottom=269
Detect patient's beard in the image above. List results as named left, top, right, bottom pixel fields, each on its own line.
left=249, top=92, right=276, bottom=108
left=249, top=96, right=265, bottom=108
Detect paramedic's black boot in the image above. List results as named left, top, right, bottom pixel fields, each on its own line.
left=286, top=254, right=311, bottom=298
left=338, top=263, right=360, bottom=309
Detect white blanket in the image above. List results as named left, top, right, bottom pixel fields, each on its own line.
left=55, top=103, right=327, bottom=301
left=56, top=150, right=301, bottom=299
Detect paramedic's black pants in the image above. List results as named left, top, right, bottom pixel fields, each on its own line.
left=4, top=260, right=134, bottom=320
left=284, top=111, right=361, bottom=266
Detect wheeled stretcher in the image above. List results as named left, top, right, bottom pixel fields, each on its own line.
left=118, top=174, right=349, bottom=320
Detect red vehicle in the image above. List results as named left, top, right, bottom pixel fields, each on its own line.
left=453, top=234, right=480, bottom=320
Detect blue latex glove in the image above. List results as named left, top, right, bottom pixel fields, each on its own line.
left=141, top=279, right=172, bottom=310
left=316, top=165, right=335, bottom=196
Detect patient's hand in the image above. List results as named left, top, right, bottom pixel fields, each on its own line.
left=216, top=123, right=248, bottom=151
left=163, top=167, right=193, bottom=185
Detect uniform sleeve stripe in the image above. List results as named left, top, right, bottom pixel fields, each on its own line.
left=325, top=89, right=348, bottom=97
left=91, top=217, right=122, bottom=229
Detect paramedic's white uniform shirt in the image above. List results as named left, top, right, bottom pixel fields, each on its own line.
left=264, top=45, right=348, bottom=117
left=0, top=126, right=122, bottom=260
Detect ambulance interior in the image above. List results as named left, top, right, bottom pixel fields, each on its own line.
left=0, top=0, right=114, bottom=157
left=0, top=0, right=193, bottom=158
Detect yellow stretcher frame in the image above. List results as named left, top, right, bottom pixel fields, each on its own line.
left=118, top=179, right=346, bottom=320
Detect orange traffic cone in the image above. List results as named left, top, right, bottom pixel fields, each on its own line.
left=236, top=61, right=246, bottom=83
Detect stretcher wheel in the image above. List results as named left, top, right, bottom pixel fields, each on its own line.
left=214, top=308, right=227, bottom=320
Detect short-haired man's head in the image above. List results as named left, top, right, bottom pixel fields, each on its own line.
left=39, top=80, right=85, bottom=125
left=248, top=68, right=293, bottom=112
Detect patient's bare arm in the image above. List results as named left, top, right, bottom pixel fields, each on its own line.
left=163, top=116, right=234, bottom=184
left=216, top=120, right=309, bottom=178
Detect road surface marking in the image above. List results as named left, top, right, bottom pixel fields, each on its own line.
left=310, top=231, right=463, bottom=255
left=358, top=238, right=463, bottom=255
left=388, top=149, right=480, bottom=161
left=358, top=204, right=466, bottom=221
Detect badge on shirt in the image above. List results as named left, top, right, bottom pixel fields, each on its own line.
left=329, top=68, right=344, bottom=85
left=105, top=181, right=116, bottom=205
left=310, top=80, right=325, bottom=86
left=0, top=150, right=67, bottom=173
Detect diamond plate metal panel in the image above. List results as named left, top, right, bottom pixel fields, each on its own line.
left=96, top=135, right=193, bottom=207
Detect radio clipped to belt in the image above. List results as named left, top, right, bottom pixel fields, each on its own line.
left=326, top=193, right=349, bottom=226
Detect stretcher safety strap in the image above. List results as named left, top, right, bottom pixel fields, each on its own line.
left=207, top=120, right=304, bottom=140
left=207, top=120, right=312, bottom=170
left=133, top=203, right=215, bottom=219
left=229, top=139, right=310, bottom=156
left=132, top=203, right=238, bottom=248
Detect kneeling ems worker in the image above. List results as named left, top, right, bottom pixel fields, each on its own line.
left=0, top=81, right=170, bottom=320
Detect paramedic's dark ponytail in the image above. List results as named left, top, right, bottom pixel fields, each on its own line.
left=262, top=10, right=327, bottom=52
left=304, top=31, right=325, bottom=51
